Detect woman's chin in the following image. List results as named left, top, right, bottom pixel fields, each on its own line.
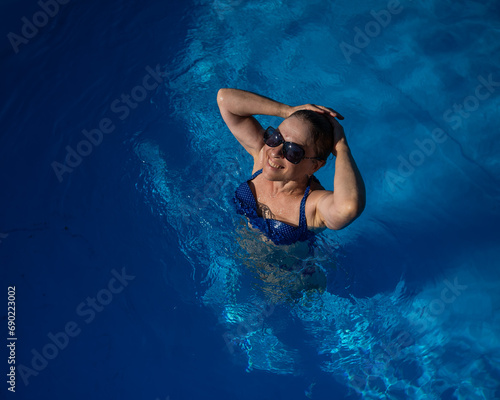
left=262, top=165, right=284, bottom=181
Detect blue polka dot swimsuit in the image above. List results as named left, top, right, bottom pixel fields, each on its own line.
left=234, top=169, right=317, bottom=246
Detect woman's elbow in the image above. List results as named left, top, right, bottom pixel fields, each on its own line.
left=352, top=196, right=366, bottom=218
left=325, top=201, right=364, bottom=230
left=339, top=195, right=365, bottom=219
left=217, top=88, right=229, bottom=105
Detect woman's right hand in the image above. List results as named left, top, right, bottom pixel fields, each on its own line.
left=286, top=104, right=344, bottom=120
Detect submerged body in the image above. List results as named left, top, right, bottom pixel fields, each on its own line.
left=217, top=88, right=365, bottom=299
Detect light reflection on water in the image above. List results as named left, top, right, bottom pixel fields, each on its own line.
left=135, top=137, right=500, bottom=399
left=139, top=0, right=500, bottom=397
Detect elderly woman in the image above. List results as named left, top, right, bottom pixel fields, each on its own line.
left=217, top=88, right=365, bottom=247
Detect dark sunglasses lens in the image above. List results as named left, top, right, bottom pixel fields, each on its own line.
left=264, top=128, right=282, bottom=147
left=283, top=143, right=304, bottom=164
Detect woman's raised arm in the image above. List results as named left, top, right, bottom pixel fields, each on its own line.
left=315, top=117, right=365, bottom=230
left=217, top=88, right=291, bottom=157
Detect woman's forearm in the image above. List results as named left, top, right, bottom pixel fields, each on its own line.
left=217, top=88, right=291, bottom=119
left=332, top=141, right=366, bottom=218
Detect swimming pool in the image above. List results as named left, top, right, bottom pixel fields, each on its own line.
left=1, top=0, right=499, bottom=398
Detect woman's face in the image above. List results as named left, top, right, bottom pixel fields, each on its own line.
left=262, top=116, right=324, bottom=182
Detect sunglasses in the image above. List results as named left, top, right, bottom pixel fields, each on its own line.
left=263, top=127, right=325, bottom=164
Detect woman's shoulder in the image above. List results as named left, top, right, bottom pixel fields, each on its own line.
left=306, top=177, right=331, bottom=210
left=305, top=181, right=332, bottom=229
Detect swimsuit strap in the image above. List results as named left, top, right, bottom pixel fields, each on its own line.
left=299, top=176, right=313, bottom=228
left=249, top=169, right=263, bottom=181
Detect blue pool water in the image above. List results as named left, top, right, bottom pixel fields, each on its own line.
left=1, top=0, right=500, bottom=399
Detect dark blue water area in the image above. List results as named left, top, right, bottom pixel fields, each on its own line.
left=0, top=0, right=251, bottom=399
left=1, top=0, right=500, bottom=399
left=0, top=0, right=349, bottom=398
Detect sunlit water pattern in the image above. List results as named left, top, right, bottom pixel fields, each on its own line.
left=134, top=0, right=500, bottom=399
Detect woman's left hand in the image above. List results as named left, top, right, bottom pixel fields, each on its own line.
left=324, top=115, right=348, bottom=157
